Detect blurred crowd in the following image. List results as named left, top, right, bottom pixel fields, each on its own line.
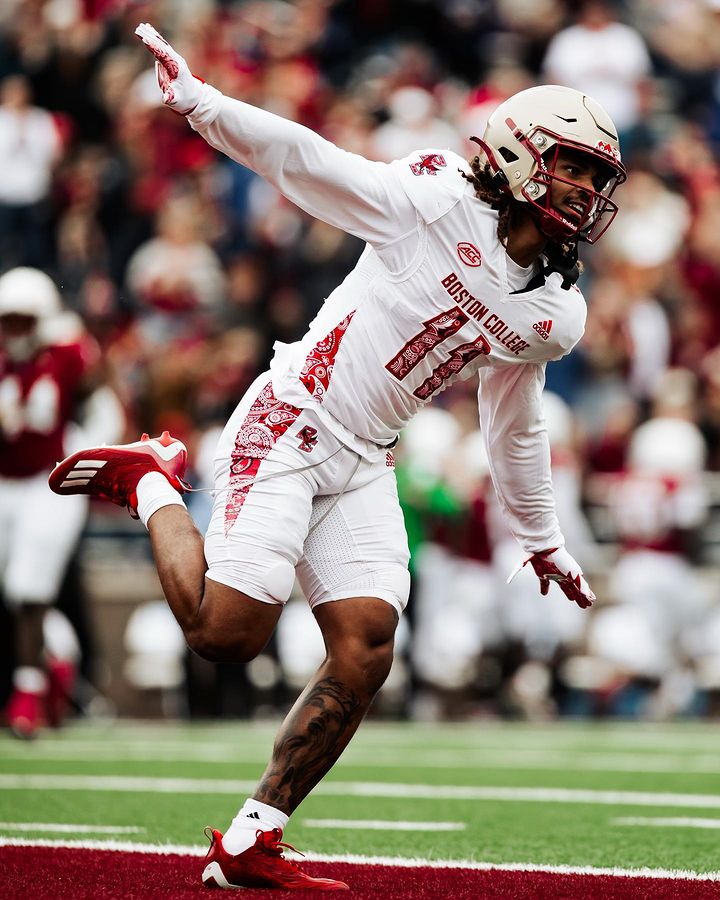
left=2, top=0, right=720, bottom=725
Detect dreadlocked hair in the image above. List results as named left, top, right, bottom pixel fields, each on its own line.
left=461, top=157, right=513, bottom=244
left=460, top=157, right=583, bottom=288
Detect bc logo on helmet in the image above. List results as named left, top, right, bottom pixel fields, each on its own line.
left=595, top=140, right=621, bottom=162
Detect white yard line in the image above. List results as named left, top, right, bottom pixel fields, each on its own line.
left=613, top=817, right=720, bottom=830
left=0, top=774, right=256, bottom=794
left=2, top=773, right=720, bottom=809
left=301, top=819, right=465, bottom=831
left=0, top=836, right=718, bottom=882
left=18, top=721, right=720, bottom=753
left=4, top=743, right=720, bottom=774
left=0, top=823, right=144, bottom=834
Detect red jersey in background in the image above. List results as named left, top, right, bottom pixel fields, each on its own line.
left=0, top=339, right=97, bottom=478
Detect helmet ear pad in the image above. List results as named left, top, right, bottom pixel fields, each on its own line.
left=469, top=136, right=509, bottom=191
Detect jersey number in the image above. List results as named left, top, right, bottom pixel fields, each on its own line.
left=385, top=306, right=490, bottom=399
left=0, top=374, right=61, bottom=438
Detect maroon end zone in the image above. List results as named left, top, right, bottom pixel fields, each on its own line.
left=2, top=846, right=720, bottom=899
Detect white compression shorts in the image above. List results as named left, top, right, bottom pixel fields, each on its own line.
left=204, top=374, right=411, bottom=615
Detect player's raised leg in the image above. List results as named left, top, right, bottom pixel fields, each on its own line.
left=48, top=432, right=281, bottom=664
left=144, top=503, right=282, bottom=662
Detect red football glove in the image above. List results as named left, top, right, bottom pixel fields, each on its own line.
left=135, top=22, right=204, bottom=115
left=507, top=546, right=595, bottom=609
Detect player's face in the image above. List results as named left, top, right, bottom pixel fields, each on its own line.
left=0, top=313, right=40, bottom=361
left=0, top=313, right=37, bottom=339
left=549, top=149, right=605, bottom=227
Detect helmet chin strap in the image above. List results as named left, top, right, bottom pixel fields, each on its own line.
left=525, top=204, right=581, bottom=289
left=544, top=241, right=580, bottom=290
left=531, top=203, right=578, bottom=243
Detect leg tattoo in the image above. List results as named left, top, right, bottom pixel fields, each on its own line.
left=255, top=676, right=365, bottom=812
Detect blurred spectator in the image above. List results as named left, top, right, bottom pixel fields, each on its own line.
left=457, top=63, right=533, bottom=157
left=635, top=0, right=720, bottom=125
left=125, top=194, right=226, bottom=346
left=541, top=0, right=652, bottom=154
left=496, top=0, right=567, bottom=72
left=371, top=86, right=463, bottom=161
left=0, top=74, right=61, bottom=268
left=699, top=346, right=720, bottom=470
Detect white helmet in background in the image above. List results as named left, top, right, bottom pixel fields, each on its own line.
left=0, top=267, right=63, bottom=361
left=628, top=417, right=707, bottom=476
left=474, top=84, right=626, bottom=243
left=542, top=391, right=574, bottom=448
left=398, top=407, right=460, bottom=479
left=457, top=428, right=490, bottom=481
left=0, top=267, right=61, bottom=319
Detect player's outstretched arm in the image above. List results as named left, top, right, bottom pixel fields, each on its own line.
left=134, top=23, right=416, bottom=248
left=478, top=362, right=595, bottom=609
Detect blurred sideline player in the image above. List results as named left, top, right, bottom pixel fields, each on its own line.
left=490, top=391, right=600, bottom=715
left=398, top=408, right=498, bottom=709
left=0, top=267, right=124, bottom=738
left=492, top=392, right=599, bottom=660
left=50, top=24, right=626, bottom=891
left=588, top=411, right=710, bottom=715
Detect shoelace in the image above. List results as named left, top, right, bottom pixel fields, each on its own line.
left=257, top=829, right=305, bottom=867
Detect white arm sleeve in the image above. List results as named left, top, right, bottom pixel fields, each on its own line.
left=187, top=86, right=417, bottom=247
left=478, top=362, right=564, bottom=554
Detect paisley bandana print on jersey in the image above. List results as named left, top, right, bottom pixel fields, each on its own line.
left=224, top=382, right=301, bottom=536
left=299, top=312, right=355, bottom=401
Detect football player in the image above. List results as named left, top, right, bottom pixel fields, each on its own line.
left=50, top=23, right=625, bottom=890
left=588, top=413, right=710, bottom=710
left=0, top=267, right=124, bottom=738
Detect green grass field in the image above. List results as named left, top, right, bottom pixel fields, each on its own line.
left=2, top=720, right=720, bottom=875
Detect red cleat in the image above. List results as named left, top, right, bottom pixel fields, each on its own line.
left=6, top=688, right=46, bottom=740
left=48, top=431, right=189, bottom=517
left=201, top=828, right=349, bottom=891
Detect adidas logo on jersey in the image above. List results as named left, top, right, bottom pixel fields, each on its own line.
left=533, top=320, right=553, bottom=341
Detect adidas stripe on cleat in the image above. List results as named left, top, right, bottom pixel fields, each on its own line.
left=201, top=827, right=349, bottom=891
left=48, top=431, right=190, bottom=517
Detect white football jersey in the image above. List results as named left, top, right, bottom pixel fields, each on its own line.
left=188, top=90, right=587, bottom=552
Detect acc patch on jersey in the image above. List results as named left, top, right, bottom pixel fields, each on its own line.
left=457, top=242, right=481, bottom=267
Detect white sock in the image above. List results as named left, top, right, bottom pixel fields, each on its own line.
left=136, top=471, right=186, bottom=529
left=14, top=666, right=48, bottom=693
left=222, top=799, right=289, bottom=855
